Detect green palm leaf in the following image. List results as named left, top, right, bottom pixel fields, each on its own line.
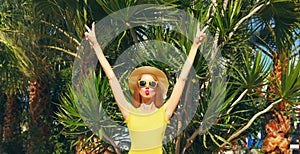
left=230, top=51, right=271, bottom=90
left=281, top=57, right=300, bottom=103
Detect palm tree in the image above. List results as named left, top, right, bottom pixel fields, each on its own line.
left=250, top=1, right=300, bottom=153
left=0, top=0, right=88, bottom=152
left=30, top=0, right=97, bottom=153
left=0, top=36, right=26, bottom=153
left=0, top=1, right=32, bottom=153
left=176, top=0, right=273, bottom=153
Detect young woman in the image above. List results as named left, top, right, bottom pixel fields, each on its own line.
left=85, top=22, right=206, bottom=154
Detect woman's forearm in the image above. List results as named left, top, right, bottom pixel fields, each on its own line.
left=165, top=34, right=205, bottom=120
left=92, top=43, right=115, bottom=80
left=178, top=25, right=206, bottom=80
left=92, top=41, right=130, bottom=118
left=178, top=44, right=199, bottom=81
left=84, top=22, right=129, bottom=119
left=85, top=22, right=115, bottom=80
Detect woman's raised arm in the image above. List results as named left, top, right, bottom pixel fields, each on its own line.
left=165, top=24, right=206, bottom=120
left=85, top=22, right=130, bottom=120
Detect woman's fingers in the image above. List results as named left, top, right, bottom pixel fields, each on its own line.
left=85, top=24, right=91, bottom=32
left=84, top=23, right=96, bottom=46
left=85, top=22, right=95, bottom=33
left=92, top=22, right=95, bottom=32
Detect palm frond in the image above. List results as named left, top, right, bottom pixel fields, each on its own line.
left=230, top=51, right=271, bottom=91
left=281, top=57, right=300, bottom=103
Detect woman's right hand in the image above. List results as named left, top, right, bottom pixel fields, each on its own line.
left=84, top=22, right=97, bottom=46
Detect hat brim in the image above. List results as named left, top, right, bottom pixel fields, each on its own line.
left=128, top=66, right=169, bottom=96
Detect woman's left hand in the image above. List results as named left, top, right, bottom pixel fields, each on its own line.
left=84, top=22, right=97, bottom=46
left=193, top=23, right=207, bottom=46
left=194, top=33, right=206, bottom=46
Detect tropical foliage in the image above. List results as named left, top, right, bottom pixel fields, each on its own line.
left=0, top=0, right=299, bottom=153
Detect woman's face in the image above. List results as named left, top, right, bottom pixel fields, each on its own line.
left=138, top=74, right=158, bottom=99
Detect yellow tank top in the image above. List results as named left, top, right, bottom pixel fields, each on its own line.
left=125, top=105, right=168, bottom=154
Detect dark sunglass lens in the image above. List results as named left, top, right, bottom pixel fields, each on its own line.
left=139, top=81, right=146, bottom=86
left=149, top=81, right=157, bottom=87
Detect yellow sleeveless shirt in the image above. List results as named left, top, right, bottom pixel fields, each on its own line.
left=125, top=105, right=168, bottom=154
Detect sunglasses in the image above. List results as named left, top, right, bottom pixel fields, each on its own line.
left=138, top=80, right=158, bottom=88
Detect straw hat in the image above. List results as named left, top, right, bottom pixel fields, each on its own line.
left=128, top=66, right=169, bottom=95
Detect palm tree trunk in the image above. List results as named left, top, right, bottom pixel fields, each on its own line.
left=28, top=77, right=52, bottom=154
left=261, top=54, right=291, bottom=154
left=2, top=93, right=23, bottom=153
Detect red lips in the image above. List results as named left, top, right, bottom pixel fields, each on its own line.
left=145, top=90, right=150, bottom=95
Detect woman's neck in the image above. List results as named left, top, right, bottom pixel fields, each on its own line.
left=142, top=97, right=153, bottom=104
left=140, top=99, right=156, bottom=112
